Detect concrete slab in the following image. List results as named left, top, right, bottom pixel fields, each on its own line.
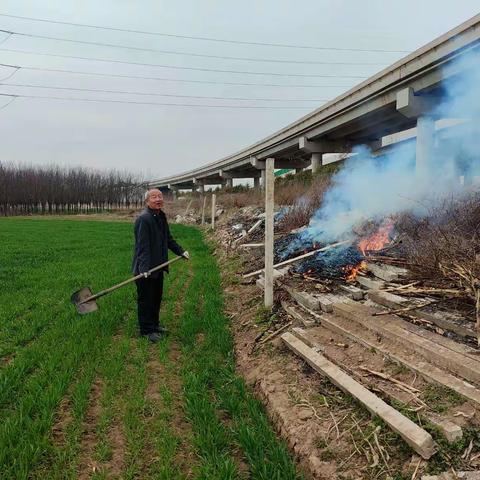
left=282, top=332, right=436, bottom=459
left=368, top=290, right=409, bottom=309
left=339, top=284, right=365, bottom=301
left=282, top=301, right=317, bottom=328
left=284, top=286, right=320, bottom=311
left=356, top=276, right=386, bottom=290
left=291, top=327, right=324, bottom=351
left=333, top=302, right=480, bottom=386
left=316, top=311, right=480, bottom=407
left=367, top=263, right=408, bottom=282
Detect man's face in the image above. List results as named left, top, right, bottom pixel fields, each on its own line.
left=147, top=190, right=164, bottom=210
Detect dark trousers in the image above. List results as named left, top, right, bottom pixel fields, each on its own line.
left=135, top=274, right=164, bottom=335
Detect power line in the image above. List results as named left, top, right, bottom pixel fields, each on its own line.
left=0, top=29, right=390, bottom=66
left=0, top=81, right=328, bottom=102
left=0, top=13, right=411, bottom=54
left=0, top=62, right=361, bottom=87
left=0, top=48, right=374, bottom=78
left=0, top=92, right=316, bottom=109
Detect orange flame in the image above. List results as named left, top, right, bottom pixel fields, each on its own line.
left=358, top=222, right=393, bottom=256
left=344, top=260, right=367, bottom=282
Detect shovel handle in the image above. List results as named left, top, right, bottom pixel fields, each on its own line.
left=80, top=255, right=184, bottom=304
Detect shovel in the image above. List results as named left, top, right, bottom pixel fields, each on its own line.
left=71, top=255, right=184, bottom=315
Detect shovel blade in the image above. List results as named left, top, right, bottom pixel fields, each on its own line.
left=71, top=287, right=99, bottom=315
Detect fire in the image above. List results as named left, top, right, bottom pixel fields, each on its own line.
left=358, top=222, right=393, bottom=256
left=344, top=260, right=367, bottom=282
left=344, top=222, right=394, bottom=281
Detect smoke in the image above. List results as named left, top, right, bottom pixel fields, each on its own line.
left=300, top=48, right=480, bottom=245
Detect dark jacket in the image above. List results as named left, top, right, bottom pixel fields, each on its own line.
left=132, top=208, right=184, bottom=277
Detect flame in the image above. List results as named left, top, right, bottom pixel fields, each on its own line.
left=358, top=222, right=393, bottom=256
left=344, top=260, right=367, bottom=282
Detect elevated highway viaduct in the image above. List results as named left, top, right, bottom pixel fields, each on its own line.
left=149, top=14, right=480, bottom=193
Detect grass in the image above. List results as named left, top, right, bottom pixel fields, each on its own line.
left=0, top=217, right=302, bottom=479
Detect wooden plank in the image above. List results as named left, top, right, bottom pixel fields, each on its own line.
left=282, top=332, right=435, bottom=459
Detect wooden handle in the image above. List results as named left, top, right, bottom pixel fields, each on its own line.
left=80, top=255, right=184, bottom=304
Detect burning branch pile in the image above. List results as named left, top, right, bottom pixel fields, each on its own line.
left=397, top=193, right=480, bottom=340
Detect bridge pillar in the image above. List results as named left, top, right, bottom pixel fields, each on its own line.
left=396, top=87, right=439, bottom=179
left=253, top=177, right=260, bottom=189
left=299, top=136, right=348, bottom=174
left=261, top=169, right=266, bottom=189
left=416, top=116, right=435, bottom=179
left=225, top=178, right=233, bottom=188
left=311, top=153, right=322, bottom=173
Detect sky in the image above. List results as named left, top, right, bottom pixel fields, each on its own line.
left=0, top=1, right=479, bottom=181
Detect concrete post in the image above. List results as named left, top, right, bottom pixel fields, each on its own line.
left=226, top=178, right=233, bottom=189
left=416, top=116, right=435, bottom=179
left=198, top=184, right=205, bottom=194
left=201, top=195, right=207, bottom=225
left=311, top=153, right=322, bottom=174
left=264, top=158, right=275, bottom=309
left=261, top=169, right=266, bottom=189
left=211, top=193, right=216, bottom=230
left=253, top=177, right=260, bottom=189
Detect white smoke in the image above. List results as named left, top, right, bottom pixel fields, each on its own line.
left=301, top=48, right=480, bottom=245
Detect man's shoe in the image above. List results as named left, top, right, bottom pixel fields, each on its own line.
left=146, top=332, right=162, bottom=343
left=157, top=326, right=169, bottom=335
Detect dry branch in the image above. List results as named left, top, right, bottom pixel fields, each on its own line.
left=243, top=240, right=351, bottom=278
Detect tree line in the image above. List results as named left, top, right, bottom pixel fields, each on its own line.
left=0, top=163, right=146, bottom=216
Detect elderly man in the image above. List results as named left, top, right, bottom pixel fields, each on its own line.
left=132, top=189, right=189, bottom=342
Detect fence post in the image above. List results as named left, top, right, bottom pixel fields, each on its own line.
left=264, top=158, right=275, bottom=309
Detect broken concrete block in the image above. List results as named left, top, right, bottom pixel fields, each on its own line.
left=425, top=413, right=462, bottom=443
left=284, top=286, right=320, bottom=310
left=367, top=263, right=408, bottom=282
left=356, top=275, right=385, bottom=290
left=339, top=284, right=365, bottom=301
left=368, top=290, right=409, bottom=310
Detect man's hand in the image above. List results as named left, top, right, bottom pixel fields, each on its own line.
left=142, top=271, right=150, bottom=278
left=182, top=251, right=190, bottom=260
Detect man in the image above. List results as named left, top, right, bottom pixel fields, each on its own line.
left=132, top=189, right=189, bottom=343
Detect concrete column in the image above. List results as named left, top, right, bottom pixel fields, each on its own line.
left=201, top=195, right=207, bottom=225
left=226, top=178, right=233, bottom=188
left=211, top=193, right=216, bottom=230
left=197, top=184, right=205, bottom=194
left=311, top=153, right=322, bottom=174
left=264, top=158, right=275, bottom=309
left=261, top=169, right=266, bottom=189
left=416, top=116, right=435, bottom=179
left=253, top=177, right=260, bottom=189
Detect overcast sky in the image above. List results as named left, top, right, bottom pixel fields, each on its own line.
left=0, top=1, right=479, bottom=181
